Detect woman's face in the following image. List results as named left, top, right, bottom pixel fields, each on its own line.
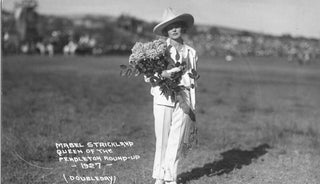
left=166, top=22, right=183, bottom=40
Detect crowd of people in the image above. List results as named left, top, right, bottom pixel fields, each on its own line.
left=187, top=32, right=320, bottom=63
left=3, top=27, right=320, bottom=64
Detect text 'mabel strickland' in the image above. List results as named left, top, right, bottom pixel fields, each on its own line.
left=56, top=141, right=140, bottom=183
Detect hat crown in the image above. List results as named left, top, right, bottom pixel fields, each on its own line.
left=153, top=8, right=194, bottom=36
left=162, top=8, right=179, bottom=21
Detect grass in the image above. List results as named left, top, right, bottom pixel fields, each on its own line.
left=2, top=55, right=320, bottom=183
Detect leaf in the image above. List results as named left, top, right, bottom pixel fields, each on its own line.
left=125, top=68, right=132, bottom=76
left=133, top=68, right=140, bottom=76
left=120, top=70, right=126, bottom=77
left=191, top=69, right=197, bottom=75
left=195, top=74, right=200, bottom=80
left=120, top=65, right=127, bottom=69
left=150, top=76, right=161, bottom=85
left=188, top=73, right=195, bottom=79
left=191, top=69, right=200, bottom=80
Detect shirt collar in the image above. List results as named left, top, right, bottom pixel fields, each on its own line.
left=166, top=38, right=186, bottom=53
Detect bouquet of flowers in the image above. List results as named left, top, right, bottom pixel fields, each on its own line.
left=121, top=39, right=199, bottom=99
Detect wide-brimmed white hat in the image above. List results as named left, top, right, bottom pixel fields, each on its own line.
left=153, top=8, right=194, bottom=36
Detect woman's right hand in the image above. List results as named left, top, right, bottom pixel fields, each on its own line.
left=161, top=70, right=172, bottom=78
left=162, top=67, right=182, bottom=78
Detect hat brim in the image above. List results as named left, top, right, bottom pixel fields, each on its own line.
left=153, top=14, right=194, bottom=36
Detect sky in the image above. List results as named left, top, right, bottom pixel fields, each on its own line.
left=2, top=0, right=320, bottom=38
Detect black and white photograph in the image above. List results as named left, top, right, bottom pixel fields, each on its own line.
left=1, top=0, right=320, bottom=183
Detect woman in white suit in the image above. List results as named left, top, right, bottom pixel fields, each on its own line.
left=148, top=8, right=198, bottom=184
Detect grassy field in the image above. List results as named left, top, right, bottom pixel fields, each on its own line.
left=2, top=55, right=320, bottom=184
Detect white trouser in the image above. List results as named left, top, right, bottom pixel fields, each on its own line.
left=152, top=102, right=188, bottom=181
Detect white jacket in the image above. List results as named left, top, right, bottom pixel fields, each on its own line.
left=146, top=39, right=198, bottom=110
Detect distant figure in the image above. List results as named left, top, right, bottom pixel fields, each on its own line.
left=3, top=32, right=20, bottom=54
left=288, top=47, right=296, bottom=62
left=21, top=44, right=29, bottom=54
left=63, top=41, right=78, bottom=55
left=3, top=32, right=10, bottom=41
left=298, top=50, right=311, bottom=65
left=92, top=47, right=103, bottom=55
left=36, top=42, right=46, bottom=55
left=225, top=54, right=234, bottom=62
left=46, top=43, right=54, bottom=57
left=79, top=34, right=90, bottom=45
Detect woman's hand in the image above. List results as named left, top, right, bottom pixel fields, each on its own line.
left=162, top=67, right=183, bottom=78
left=161, top=70, right=172, bottom=78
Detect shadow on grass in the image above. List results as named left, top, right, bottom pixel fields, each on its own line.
left=177, top=143, right=271, bottom=184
